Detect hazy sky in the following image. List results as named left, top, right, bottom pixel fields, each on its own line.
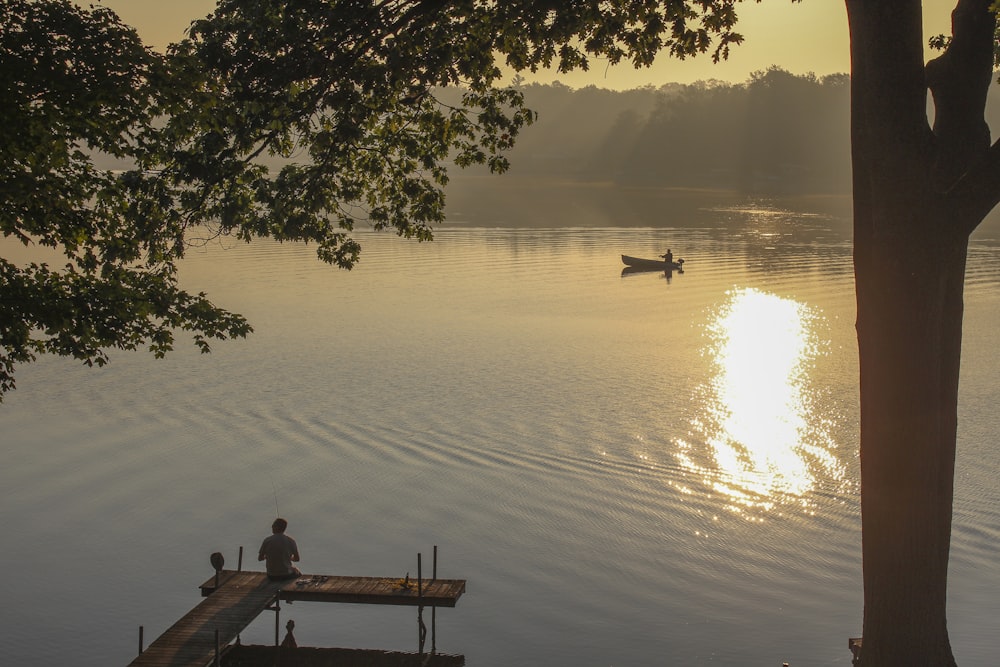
left=95, top=0, right=959, bottom=89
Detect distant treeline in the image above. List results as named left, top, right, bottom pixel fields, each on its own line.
left=500, top=67, right=851, bottom=194
left=486, top=67, right=1000, bottom=195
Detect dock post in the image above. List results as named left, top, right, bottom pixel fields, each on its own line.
left=238, top=546, right=243, bottom=572
left=432, top=606, right=438, bottom=653
left=431, top=546, right=439, bottom=652
left=417, top=551, right=425, bottom=655
left=417, top=605, right=427, bottom=655
left=138, top=625, right=143, bottom=655
left=274, top=595, right=281, bottom=646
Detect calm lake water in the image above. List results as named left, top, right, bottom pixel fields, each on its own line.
left=3, top=182, right=1000, bottom=665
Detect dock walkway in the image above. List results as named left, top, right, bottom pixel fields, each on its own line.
left=128, top=572, right=283, bottom=667
left=129, top=570, right=466, bottom=667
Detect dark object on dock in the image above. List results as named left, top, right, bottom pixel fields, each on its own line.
left=849, top=637, right=862, bottom=665
left=280, top=620, right=296, bottom=649
left=621, top=254, right=685, bottom=272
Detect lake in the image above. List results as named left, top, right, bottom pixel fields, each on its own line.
left=3, top=181, right=1000, bottom=665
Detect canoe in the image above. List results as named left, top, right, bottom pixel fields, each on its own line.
left=621, top=254, right=684, bottom=271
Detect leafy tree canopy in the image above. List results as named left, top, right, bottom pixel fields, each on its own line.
left=1, top=0, right=743, bottom=399
left=0, top=0, right=252, bottom=397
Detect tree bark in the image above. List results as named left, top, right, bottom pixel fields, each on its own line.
left=846, top=1, right=997, bottom=664
left=855, top=227, right=966, bottom=667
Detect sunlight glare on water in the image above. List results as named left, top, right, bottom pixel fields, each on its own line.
left=677, top=287, right=844, bottom=516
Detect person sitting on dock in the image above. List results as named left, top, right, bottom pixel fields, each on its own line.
left=258, top=517, right=301, bottom=581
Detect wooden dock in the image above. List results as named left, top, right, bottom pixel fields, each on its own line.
left=129, top=569, right=466, bottom=667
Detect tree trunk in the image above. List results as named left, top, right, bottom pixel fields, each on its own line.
left=855, top=224, right=966, bottom=666
left=846, top=1, right=997, bottom=664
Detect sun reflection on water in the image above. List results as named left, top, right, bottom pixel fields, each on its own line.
left=676, top=287, right=843, bottom=517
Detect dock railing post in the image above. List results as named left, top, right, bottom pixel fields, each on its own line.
left=238, top=546, right=243, bottom=572
left=417, top=605, right=427, bottom=655
left=138, top=625, right=144, bottom=655
left=274, top=595, right=281, bottom=646
left=417, top=551, right=426, bottom=656
left=431, top=546, right=438, bottom=653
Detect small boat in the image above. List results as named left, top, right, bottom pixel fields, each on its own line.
left=621, top=254, right=685, bottom=271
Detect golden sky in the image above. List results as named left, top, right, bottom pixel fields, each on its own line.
left=94, top=0, right=958, bottom=89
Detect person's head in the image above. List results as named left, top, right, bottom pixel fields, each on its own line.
left=272, top=518, right=288, bottom=534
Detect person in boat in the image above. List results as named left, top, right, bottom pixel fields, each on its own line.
left=259, top=517, right=301, bottom=581
left=661, top=249, right=674, bottom=265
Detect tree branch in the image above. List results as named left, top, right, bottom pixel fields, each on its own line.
left=926, top=0, right=995, bottom=190
left=945, top=135, right=1000, bottom=233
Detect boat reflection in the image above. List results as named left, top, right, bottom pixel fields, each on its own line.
left=620, top=265, right=683, bottom=276
left=675, top=287, right=843, bottom=516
